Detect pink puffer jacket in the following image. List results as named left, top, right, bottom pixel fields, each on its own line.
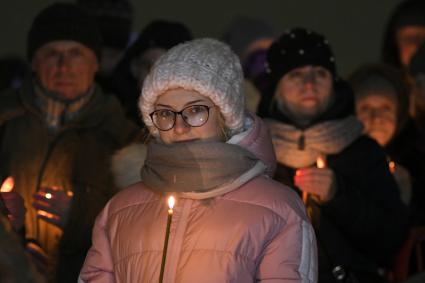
left=79, top=115, right=317, bottom=283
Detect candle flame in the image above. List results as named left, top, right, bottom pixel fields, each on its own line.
left=389, top=161, right=396, bottom=174
left=168, top=196, right=175, bottom=210
left=0, top=177, right=14, bottom=192
left=316, top=156, right=326, bottom=169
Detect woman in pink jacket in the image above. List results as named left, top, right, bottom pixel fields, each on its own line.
left=79, top=38, right=317, bottom=283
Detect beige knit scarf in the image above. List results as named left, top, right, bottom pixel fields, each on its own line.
left=141, top=140, right=265, bottom=199
left=34, top=82, right=94, bottom=131
left=267, top=116, right=363, bottom=169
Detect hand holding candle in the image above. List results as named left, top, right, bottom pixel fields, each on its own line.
left=32, top=186, right=73, bottom=229
left=0, top=177, right=26, bottom=230
left=295, top=155, right=337, bottom=203
left=159, top=195, right=175, bottom=283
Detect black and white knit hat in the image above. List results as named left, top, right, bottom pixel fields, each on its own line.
left=267, top=27, right=336, bottom=82
left=27, top=3, right=102, bottom=61
left=139, top=38, right=245, bottom=136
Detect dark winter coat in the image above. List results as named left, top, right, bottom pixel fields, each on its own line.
left=0, top=81, right=139, bottom=282
left=386, top=118, right=425, bottom=226
left=261, top=81, right=409, bottom=283
left=0, top=214, right=42, bottom=282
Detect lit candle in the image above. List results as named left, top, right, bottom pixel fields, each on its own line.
left=316, top=155, right=326, bottom=169
left=159, top=195, right=175, bottom=283
left=0, top=177, right=13, bottom=216
left=302, top=156, right=327, bottom=204
left=388, top=160, right=396, bottom=174
left=0, top=177, right=14, bottom=192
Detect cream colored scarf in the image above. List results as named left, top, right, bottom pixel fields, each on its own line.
left=267, top=116, right=363, bottom=169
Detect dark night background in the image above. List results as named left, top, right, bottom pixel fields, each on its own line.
left=1, top=0, right=401, bottom=77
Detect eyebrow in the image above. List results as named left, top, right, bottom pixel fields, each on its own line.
left=156, top=99, right=208, bottom=109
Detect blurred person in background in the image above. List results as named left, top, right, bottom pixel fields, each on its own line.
left=409, top=42, right=425, bottom=133
left=77, top=0, right=134, bottom=95
left=350, top=64, right=425, bottom=226
left=222, top=16, right=276, bottom=112
left=110, top=20, right=192, bottom=126
left=0, top=3, right=139, bottom=282
left=262, top=27, right=408, bottom=283
left=382, top=0, right=425, bottom=71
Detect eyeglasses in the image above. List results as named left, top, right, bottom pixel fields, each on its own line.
left=150, top=105, right=213, bottom=131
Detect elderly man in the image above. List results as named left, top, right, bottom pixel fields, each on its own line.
left=0, top=3, right=139, bottom=282
left=260, top=28, right=409, bottom=283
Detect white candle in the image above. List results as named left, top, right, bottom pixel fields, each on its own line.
left=159, top=195, right=175, bottom=283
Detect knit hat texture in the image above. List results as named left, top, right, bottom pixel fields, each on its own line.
left=267, top=27, right=336, bottom=82
left=27, top=3, right=102, bottom=61
left=140, top=38, right=245, bottom=136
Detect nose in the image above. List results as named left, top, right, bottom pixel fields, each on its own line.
left=55, top=53, right=69, bottom=71
left=369, top=109, right=384, bottom=124
left=302, top=72, right=317, bottom=87
left=173, top=114, right=190, bottom=135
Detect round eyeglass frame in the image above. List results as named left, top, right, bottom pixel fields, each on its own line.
left=149, top=105, right=213, bottom=131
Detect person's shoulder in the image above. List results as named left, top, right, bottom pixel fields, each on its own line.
left=105, top=182, right=157, bottom=216
left=223, top=175, right=308, bottom=221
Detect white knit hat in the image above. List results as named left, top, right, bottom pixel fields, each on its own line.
left=139, top=38, right=245, bottom=136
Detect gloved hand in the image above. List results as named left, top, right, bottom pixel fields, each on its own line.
left=32, top=187, right=73, bottom=230
left=294, top=167, right=337, bottom=203
left=0, top=191, right=26, bottom=231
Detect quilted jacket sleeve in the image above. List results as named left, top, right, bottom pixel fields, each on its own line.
left=256, top=210, right=318, bottom=282
left=79, top=204, right=115, bottom=283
